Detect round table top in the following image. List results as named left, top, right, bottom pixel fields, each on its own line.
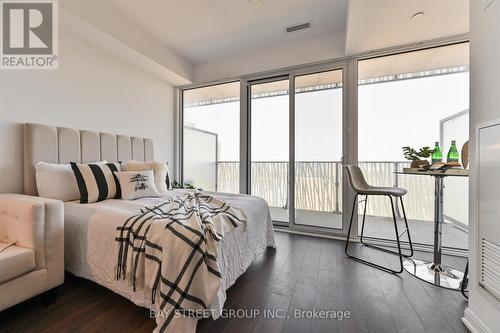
left=395, top=168, right=469, bottom=177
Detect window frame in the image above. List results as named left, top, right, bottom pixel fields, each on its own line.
left=177, top=35, right=469, bottom=256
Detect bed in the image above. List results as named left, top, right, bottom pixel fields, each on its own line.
left=23, top=123, right=275, bottom=328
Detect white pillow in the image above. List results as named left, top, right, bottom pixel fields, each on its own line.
left=35, top=161, right=106, bottom=202
left=114, top=170, right=161, bottom=200
left=122, top=161, right=170, bottom=195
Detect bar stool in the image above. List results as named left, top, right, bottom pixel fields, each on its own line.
left=344, top=165, right=414, bottom=274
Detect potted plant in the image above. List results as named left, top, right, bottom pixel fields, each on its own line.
left=402, top=146, right=433, bottom=168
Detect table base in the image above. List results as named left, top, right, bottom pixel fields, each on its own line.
left=403, top=259, right=464, bottom=290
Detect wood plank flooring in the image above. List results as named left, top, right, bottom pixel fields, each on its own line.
left=0, top=231, right=469, bottom=333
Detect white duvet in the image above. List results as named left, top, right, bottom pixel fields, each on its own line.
left=63, top=189, right=275, bottom=319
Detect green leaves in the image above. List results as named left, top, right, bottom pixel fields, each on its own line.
left=419, top=146, right=433, bottom=158
left=402, top=146, right=433, bottom=161
left=171, top=181, right=202, bottom=191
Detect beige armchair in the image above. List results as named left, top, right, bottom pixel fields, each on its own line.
left=0, top=194, right=64, bottom=311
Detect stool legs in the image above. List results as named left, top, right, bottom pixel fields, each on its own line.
left=360, top=196, right=414, bottom=258
left=461, top=261, right=469, bottom=299
left=345, top=194, right=414, bottom=274
left=399, top=196, right=414, bottom=257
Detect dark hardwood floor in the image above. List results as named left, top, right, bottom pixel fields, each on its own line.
left=0, top=231, right=469, bottom=333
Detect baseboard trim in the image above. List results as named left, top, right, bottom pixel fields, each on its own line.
left=273, top=228, right=348, bottom=242
left=462, top=307, right=492, bottom=333
left=274, top=228, right=467, bottom=257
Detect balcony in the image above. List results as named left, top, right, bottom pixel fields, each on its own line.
left=216, top=161, right=468, bottom=250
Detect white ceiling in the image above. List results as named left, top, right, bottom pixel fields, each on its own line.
left=104, top=0, right=348, bottom=64
left=345, top=0, right=469, bottom=55
left=68, top=0, right=469, bottom=84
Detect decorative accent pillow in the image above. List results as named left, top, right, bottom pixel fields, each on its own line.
left=35, top=161, right=107, bottom=202
left=165, top=162, right=171, bottom=190
left=121, top=161, right=171, bottom=195
left=70, top=162, right=121, bottom=203
left=113, top=170, right=161, bottom=200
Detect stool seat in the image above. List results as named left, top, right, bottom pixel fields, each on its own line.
left=356, top=186, right=407, bottom=197
left=345, top=165, right=407, bottom=197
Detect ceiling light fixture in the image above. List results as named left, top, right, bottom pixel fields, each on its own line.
left=411, top=11, right=425, bottom=20
left=249, top=0, right=263, bottom=6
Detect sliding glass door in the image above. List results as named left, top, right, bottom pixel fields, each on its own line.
left=294, top=69, right=344, bottom=230
left=249, top=78, right=290, bottom=223
left=246, top=68, right=346, bottom=230
left=181, top=65, right=347, bottom=234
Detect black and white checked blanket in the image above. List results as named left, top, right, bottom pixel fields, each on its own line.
left=115, top=191, right=246, bottom=333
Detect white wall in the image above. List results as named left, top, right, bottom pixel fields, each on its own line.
left=194, top=32, right=345, bottom=83
left=464, top=0, right=500, bottom=332
left=60, top=0, right=193, bottom=85
left=0, top=29, right=176, bottom=194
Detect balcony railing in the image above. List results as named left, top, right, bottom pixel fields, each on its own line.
left=217, top=161, right=435, bottom=221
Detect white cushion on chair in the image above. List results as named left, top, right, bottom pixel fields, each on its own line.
left=0, top=242, right=35, bottom=283
left=0, top=194, right=64, bottom=311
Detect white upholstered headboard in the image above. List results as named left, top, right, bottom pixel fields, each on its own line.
left=23, top=123, right=154, bottom=196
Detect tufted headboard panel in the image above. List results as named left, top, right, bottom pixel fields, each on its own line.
left=23, top=123, right=154, bottom=196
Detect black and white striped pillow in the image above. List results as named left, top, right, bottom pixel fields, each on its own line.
left=165, top=162, right=171, bottom=190
left=70, top=162, right=122, bottom=203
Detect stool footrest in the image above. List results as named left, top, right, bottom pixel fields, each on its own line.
left=360, top=241, right=413, bottom=258
left=398, top=229, right=408, bottom=239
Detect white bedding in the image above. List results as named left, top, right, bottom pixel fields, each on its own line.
left=63, top=189, right=275, bottom=318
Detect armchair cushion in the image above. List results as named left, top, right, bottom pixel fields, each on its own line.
left=0, top=194, right=63, bottom=272
left=0, top=242, right=35, bottom=283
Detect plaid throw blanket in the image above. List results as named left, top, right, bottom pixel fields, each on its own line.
left=115, top=191, right=247, bottom=333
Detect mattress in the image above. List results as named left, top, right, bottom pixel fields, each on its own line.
left=63, top=189, right=275, bottom=317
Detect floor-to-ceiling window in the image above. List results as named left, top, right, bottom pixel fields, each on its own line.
left=357, top=42, right=470, bottom=250
left=247, top=70, right=345, bottom=226
left=180, top=40, right=469, bottom=249
left=182, top=70, right=346, bottom=228
left=249, top=78, right=290, bottom=222
left=294, top=70, right=343, bottom=229
left=182, top=82, right=240, bottom=193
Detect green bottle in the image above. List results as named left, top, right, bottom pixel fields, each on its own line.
left=447, top=140, right=459, bottom=163
left=432, top=142, right=442, bottom=164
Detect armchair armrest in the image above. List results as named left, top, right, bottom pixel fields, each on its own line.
left=0, top=194, right=64, bottom=288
